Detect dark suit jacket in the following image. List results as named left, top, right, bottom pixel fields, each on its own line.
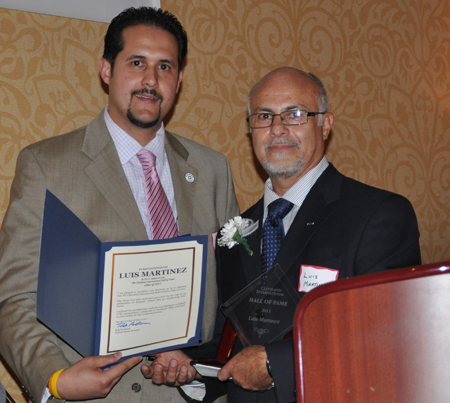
left=0, top=111, right=239, bottom=403
left=199, top=163, right=421, bottom=403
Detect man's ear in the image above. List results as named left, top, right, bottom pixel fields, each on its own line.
left=99, top=58, right=112, bottom=85
left=322, top=112, right=334, bottom=140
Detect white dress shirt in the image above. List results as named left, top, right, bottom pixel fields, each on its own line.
left=263, top=156, right=329, bottom=234
left=104, top=107, right=178, bottom=240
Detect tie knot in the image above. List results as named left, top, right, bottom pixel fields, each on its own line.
left=137, top=149, right=156, bottom=167
left=267, top=198, right=294, bottom=226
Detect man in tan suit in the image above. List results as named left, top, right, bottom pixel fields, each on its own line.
left=0, top=7, right=238, bottom=403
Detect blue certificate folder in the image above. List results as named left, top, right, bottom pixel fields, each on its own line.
left=37, top=190, right=207, bottom=359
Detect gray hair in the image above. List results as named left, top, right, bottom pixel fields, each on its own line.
left=307, top=73, right=328, bottom=125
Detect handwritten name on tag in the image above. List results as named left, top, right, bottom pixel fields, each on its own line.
left=298, top=265, right=339, bottom=293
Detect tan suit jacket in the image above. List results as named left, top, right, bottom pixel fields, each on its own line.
left=0, top=111, right=239, bottom=402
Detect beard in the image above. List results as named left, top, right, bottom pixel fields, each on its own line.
left=127, top=88, right=163, bottom=129
left=261, top=139, right=304, bottom=179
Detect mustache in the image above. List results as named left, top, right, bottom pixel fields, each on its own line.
left=264, top=139, right=299, bottom=150
left=131, top=88, right=163, bottom=101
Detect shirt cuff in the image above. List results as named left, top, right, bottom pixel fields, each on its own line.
left=42, top=387, right=52, bottom=402
left=180, top=381, right=206, bottom=401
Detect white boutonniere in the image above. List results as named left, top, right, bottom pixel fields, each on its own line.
left=217, top=216, right=254, bottom=256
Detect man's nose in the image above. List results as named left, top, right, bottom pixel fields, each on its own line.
left=142, top=67, right=158, bottom=87
left=270, top=114, right=287, bottom=137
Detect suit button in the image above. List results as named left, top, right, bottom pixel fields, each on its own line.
left=132, top=383, right=141, bottom=393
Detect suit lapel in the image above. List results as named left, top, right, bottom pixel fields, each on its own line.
left=164, top=131, right=198, bottom=236
left=239, top=200, right=264, bottom=283
left=274, top=164, right=343, bottom=277
left=82, top=112, right=148, bottom=241
left=275, top=190, right=332, bottom=275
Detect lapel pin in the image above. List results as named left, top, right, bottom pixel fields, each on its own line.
left=307, top=222, right=315, bottom=226
left=185, top=173, right=195, bottom=183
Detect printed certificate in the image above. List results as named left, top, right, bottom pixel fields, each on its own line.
left=37, top=190, right=207, bottom=359
left=99, top=240, right=204, bottom=356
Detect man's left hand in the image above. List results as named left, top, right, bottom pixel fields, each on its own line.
left=141, top=350, right=199, bottom=386
left=217, top=345, right=273, bottom=391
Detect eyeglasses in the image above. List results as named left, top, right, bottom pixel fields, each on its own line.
left=247, top=109, right=325, bottom=129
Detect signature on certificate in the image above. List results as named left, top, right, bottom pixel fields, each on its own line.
left=116, top=321, right=151, bottom=328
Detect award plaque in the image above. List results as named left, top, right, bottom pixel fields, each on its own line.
left=220, top=264, right=301, bottom=347
left=191, top=265, right=299, bottom=377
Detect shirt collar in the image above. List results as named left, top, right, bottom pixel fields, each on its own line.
left=104, top=106, right=166, bottom=165
left=264, top=156, right=329, bottom=210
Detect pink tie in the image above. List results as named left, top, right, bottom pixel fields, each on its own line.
left=136, top=150, right=178, bottom=240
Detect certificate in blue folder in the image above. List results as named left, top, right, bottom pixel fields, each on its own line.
left=37, top=190, right=207, bottom=359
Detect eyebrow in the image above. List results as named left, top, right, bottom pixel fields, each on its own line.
left=160, top=58, right=176, bottom=67
left=125, top=54, right=176, bottom=67
left=255, top=104, right=308, bottom=113
left=125, top=54, right=146, bottom=62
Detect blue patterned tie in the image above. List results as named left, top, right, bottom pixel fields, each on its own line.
left=261, top=198, right=294, bottom=273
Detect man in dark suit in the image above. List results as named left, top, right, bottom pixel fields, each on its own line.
left=147, top=67, right=421, bottom=403
left=0, top=7, right=238, bottom=403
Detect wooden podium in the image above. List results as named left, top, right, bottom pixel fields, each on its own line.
left=294, top=261, right=450, bottom=403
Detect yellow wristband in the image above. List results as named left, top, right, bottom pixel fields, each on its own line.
left=48, top=368, right=65, bottom=400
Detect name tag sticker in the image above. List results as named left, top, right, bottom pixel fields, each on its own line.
left=298, top=265, right=339, bottom=293
left=211, top=231, right=218, bottom=254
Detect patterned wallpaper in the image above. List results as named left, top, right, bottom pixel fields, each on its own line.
left=164, top=0, right=450, bottom=264
left=0, top=1, right=449, bottom=400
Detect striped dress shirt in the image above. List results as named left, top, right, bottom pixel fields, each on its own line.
left=263, top=156, right=329, bottom=234
left=104, top=108, right=178, bottom=240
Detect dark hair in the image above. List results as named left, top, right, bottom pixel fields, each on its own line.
left=102, top=7, right=187, bottom=72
